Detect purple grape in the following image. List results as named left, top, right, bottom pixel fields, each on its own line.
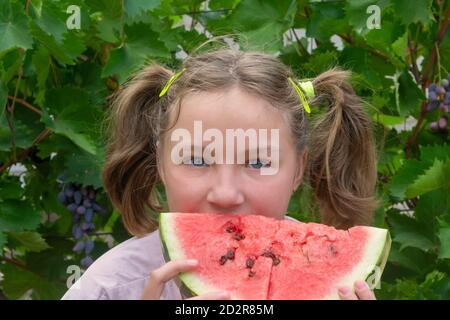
left=64, top=187, right=74, bottom=198
left=444, top=92, right=450, bottom=104
left=57, top=192, right=67, bottom=204
left=66, top=203, right=77, bottom=213
left=76, top=206, right=86, bottom=215
left=429, top=91, right=438, bottom=101
left=430, top=122, right=439, bottom=131
left=92, top=203, right=106, bottom=214
left=81, top=187, right=88, bottom=197
left=81, top=222, right=91, bottom=231
left=438, top=116, right=448, bottom=129
left=81, top=256, right=94, bottom=268
left=429, top=83, right=437, bottom=91
left=72, top=226, right=83, bottom=239
left=85, top=240, right=94, bottom=254
left=85, top=208, right=94, bottom=222
left=73, top=240, right=85, bottom=252
left=439, top=103, right=449, bottom=112
left=74, top=191, right=82, bottom=205
left=437, top=86, right=446, bottom=95
left=83, top=199, right=92, bottom=208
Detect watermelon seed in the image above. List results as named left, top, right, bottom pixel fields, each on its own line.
left=233, top=233, right=245, bottom=241
left=329, top=245, right=338, bottom=256
left=262, top=250, right=275, bottom=258
left=273, top=257, right=280, bottom=266
left=219, top=255, right=228, bottom=265
left=225, top=226, right=236, bottom=233
left=246, top=258, right=255, bottom=269
left=226, top=249, right=235, bottom=260
left=248, top=270, right=256, bottom=277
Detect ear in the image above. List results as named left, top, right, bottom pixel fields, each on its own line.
left=292, top=149, right=308, bottom=192
left=156, top=140, right=166, bottom=185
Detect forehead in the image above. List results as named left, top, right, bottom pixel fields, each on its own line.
left=169, top=86, right=289, bottom=133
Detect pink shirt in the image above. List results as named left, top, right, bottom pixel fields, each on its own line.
left=61, top=215, right=299, bottom=300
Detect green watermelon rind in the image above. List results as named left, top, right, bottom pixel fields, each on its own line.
left=159, top=212, right=217, bottom=299
left=321, top=226, right=391, bottom=299
left=159, top=212, right=391, bottom=300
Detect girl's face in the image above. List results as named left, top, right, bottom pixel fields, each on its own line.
left=158, top=86, right=306, bottom=220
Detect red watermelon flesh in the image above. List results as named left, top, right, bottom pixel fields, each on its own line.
left=159, top=212, right=391, bottom=300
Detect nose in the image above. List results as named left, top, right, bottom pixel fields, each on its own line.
left=206, top=165, right=245, bottom=212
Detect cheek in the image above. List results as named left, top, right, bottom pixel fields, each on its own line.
left=243, top=177, right=293, bottom=218
left=163, top=167, right=208, bottom=212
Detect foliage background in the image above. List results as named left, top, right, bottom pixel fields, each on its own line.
left=0, top=0, right=449, bottom=299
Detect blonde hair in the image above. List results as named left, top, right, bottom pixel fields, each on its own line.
left=102, top=48, right=380, bottom=236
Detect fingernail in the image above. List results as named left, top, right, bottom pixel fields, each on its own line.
left=338, top=287, right=350, bottom=295
left=356, top=281, right=367, bottom=290
left=186, top=259, right=198, bottom=266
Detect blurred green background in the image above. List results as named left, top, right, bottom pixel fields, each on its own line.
left=0, top=0, right=449, bottom=299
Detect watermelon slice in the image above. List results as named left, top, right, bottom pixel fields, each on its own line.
left=159, top=212, right=391, bottom=300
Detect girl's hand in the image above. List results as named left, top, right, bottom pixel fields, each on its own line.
left=338, top=280, right=376, bottom=300
left=141, top=259, right=231, bottom=300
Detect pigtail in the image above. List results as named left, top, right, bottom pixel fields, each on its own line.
left=102, top=64, right=173, bottom=236
left=308, top=68, right=380, bottom=229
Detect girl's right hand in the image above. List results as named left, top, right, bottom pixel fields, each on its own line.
left=141, top=259, right=231, bottom=300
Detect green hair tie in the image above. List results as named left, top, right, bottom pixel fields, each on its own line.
left=159, top=68, right=186, bottom=97
left=288, top=77, right=315, bottom=114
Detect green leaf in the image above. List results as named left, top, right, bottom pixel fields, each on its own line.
left=124, top=0, right=160, bottom=23
left=438, top=228, right=450, bottom=259
left=29, top=21, right=73, bottom=65
left=214, top=0, right=297, bottom=53
left=388, top=159, right=430, bottom=199
left=393, top=0, right=434, bottom=26
left=306, top=2, right=347, bottom=42
left=1, top=263, right=66, bottom=300
left=64, top=147, right=105, bottom=189
left=88, top=0, right=123, bottom=43
left=345, top=0, right=390, bottom=34
left=0, top=177, right=24, bottom=200
left=31, top=45, right=50, bottom=105
left=9, top=231, right=51, bottom=252
left=303, top=51, right=338, bottom=74
left=388, top=211, right=436, bottom=253
left=394, top=232, right=435, bottom=252
left=0, top=199, right=41, bottom=248
left=41, top=87, right=101, bottom=155
left=0, top=1, right=33, bottom=53
left=102, top=22, right=170, bottom=83
left=405, top=159, right=450, bottom=198
left=394, top=69, right=425, bottom=117
left=420, top=144, right=450, bottom=162
left=0, top=113, right=46, bottom=151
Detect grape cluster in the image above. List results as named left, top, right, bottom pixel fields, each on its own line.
left=427, top=74, right=450, bottom=134
left=57, top=175, right=106, bottom=269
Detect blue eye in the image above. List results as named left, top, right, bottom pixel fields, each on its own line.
left=247, top=159, right=271, bottom=169
left=186, top=156, right=209, bottom=167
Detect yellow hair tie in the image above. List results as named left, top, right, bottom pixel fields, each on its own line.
left=159, top=68, right=186, bottom=97
left=288, top=77, right=315, bottom=114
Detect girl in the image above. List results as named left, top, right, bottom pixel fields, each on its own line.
left=62, top=48, right=379, bottom=300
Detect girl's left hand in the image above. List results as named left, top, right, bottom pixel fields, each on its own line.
left=338, top=280, right=376, bottom=300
